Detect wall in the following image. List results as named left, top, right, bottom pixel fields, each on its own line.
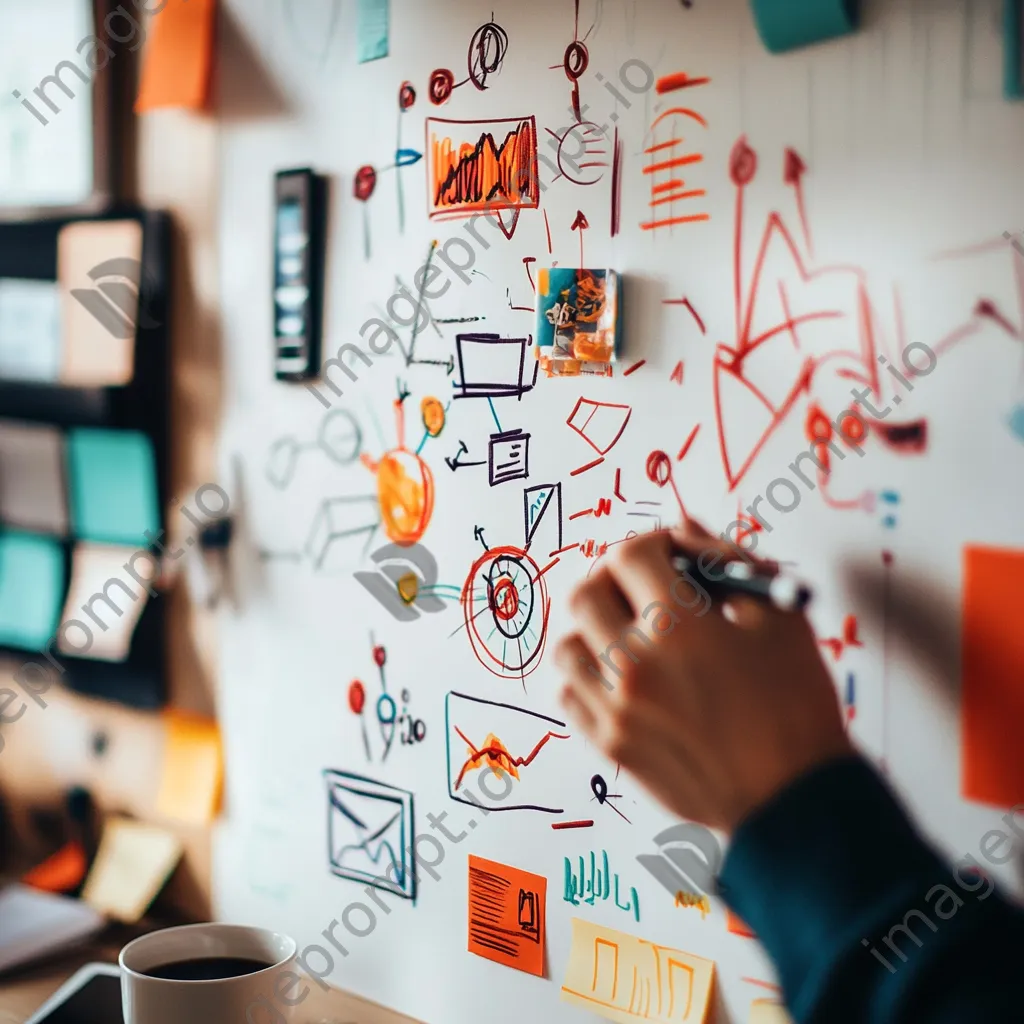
left=211, top=2, right=1024, bottom=1023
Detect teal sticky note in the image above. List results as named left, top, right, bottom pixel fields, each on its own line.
left=749, top=0, right=859, bottom=55
left=0, top=532, right=65, bottom=651
left=67, top=429, right=160, bottom=546
left=357, top=0, right=389, bottom=63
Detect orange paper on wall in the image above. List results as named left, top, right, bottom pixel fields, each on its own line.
left=155, top=710, right=223, bottom=825
left=135, top=0, right=216, bottom=113
left=468, top=855, right=546, bottom=977
left=962, top=545, right=1024, bottom=808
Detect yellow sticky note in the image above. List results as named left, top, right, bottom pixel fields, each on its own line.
left=156, top=710, right=223, bottom=825
left=82, top=817, right=183, bottom=923
left=561, top=918, right=715, bottom=1024
left=750, top=1000, right=793, bottom=1024
left=135, top=0, right=216, bottom=113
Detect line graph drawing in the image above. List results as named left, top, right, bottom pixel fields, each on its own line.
left=460, top=543, right=552, bottom=682
left=561, top=918, right=716, bottom=1023
left=324, top=769, right=415, bottom=901
left=715, top=136, right=1024, bottom=496
left=446, top=691, right=570, bottom=812
left=429, top=18, right=510, bottom=105
left=426, top=117, right=540, bottom=239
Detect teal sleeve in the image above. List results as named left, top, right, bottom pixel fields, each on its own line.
left=718, top=756, right=1024, bottom=1022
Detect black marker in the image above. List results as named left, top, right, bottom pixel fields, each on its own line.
left=671, top=554, right=813, bottom=612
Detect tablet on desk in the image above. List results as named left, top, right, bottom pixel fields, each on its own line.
left=25, top=963, right=123, bottom=1024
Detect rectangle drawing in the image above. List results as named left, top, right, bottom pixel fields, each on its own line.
left=445, top=691, right=570, bottom=814
left=454, top=334, right=538, bottom=400
left=324, top=769, right=415, bottom=901
left=489, top=429, right=530, bottom=486
left=561, top=917, right=715, bottom=1023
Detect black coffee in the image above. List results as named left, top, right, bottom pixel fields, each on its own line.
left=142, top=957, right=273, bottom=981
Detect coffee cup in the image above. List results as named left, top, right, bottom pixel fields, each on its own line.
left=119, top=922, right=298, bottom=1023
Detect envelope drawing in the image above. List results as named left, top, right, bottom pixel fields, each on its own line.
left=324, top=770, right=415, bottom=901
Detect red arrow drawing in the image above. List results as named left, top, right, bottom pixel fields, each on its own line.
left=783, top=148, right=812, bottom=255
left=570, top=209, right=589, bottom=269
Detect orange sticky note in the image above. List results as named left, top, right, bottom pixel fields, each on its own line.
left=962, top=545, right=1024, bottom=808
left=468, top=855, right=546, bottom=977
left=22, top=841, right=88, bottom=894
left=155, top=710, right=223, bottom=825
left=135, top=0, right=216, bottom=113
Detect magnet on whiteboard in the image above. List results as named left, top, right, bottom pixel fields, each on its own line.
left=748, top=0, right=860, bottom=55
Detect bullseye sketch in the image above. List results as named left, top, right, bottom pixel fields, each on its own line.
left=461, top=543, right=552, bottom=682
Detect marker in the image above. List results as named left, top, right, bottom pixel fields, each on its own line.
left=671, top=554, right=813, bottom=612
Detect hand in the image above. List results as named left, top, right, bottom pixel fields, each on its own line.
left=555, top=520, right=853, bottom=833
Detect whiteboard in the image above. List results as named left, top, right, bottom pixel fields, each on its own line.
left=213, top=2, right=1024, bottom=1022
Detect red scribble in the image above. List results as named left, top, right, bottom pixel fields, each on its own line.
left=623, top=360, right=646, bottom=376
left=819, top=614, right=863, bottom=661
left=569, top=508, right=594, bottom=520
left=537, top=557, right=561, bottom=578
left=640, top=101, right=710, bottom=233
left=646, top=451, right=689, bottom=521
left=544, top=209, right=553, bottom=254
left=611, top=128, right=623, bottom=237
left=551, top=543, right=581, bottom=558
left=677, top=423, right=700, bottom=462
left=551, top=820, right=595, bottom=830
left=614, top=468, right=626, bottom=502
left=567, top=397, right=632, bottom=455
left=570, top=209, right=589, bottom=269
left=571, top=456, right=605, bottom=476
left=656, top=72, right=711, bottom=94
left=670, top=361, right=684, bottom=384
left=783, top=148, right=812, bottom=255
left=523, top=256, right=537, bottom=291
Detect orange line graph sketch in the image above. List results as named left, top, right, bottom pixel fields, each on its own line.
left=446, top=692, right=569, bottom=813
left=427, top=116, right=539, bottom=239
left=640, top=77, right=711, bottom=233
left=561, top=918, right=715, bottom=1024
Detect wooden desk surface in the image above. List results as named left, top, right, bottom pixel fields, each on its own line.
left=0, top=934, right=423, bottom=1024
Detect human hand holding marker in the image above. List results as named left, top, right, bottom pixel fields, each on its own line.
left=556, top=520, right=851, bottom=833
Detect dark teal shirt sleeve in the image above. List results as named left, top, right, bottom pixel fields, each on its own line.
left=718, top=756, right=1024, bottom=1022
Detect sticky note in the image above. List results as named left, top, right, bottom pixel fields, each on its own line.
left=750, top=1000, right=793, bottom=1024
left=58, top=220, right=143, bottom=386
left=0, top=279, right=61, bottom=383
left=135, top=0, right=216, bottom=112
left=59, top=544, right=154, bottom=662
left=561, top=917, right=715, bottom=1024
left=82, top=817, right=183, bottom=923
left=357, top=0, right=390, bottom=62
left=67, top=428, right=160, bottom=546
left=0, top=532, right=65, bottom=652
left=156, top=710, right=223, bottom=825
left=468, top=855, right=546, bottom=977
left=22, top=841, right=88, bottom=894
left=0, top=421, right=68, bottom=535
left=962, top=545, right=1024, bottom=808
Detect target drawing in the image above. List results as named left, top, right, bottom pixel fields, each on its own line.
left=461, top=544, right=550, bottom=682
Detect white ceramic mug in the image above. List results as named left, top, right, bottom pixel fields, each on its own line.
left=119, top=923, right=299, bottom=1024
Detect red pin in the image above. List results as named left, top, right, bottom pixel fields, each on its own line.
left=348, top=680, right=371, bottom=761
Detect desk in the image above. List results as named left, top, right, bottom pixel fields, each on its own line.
left=0, top=936, right=423, bottom=1024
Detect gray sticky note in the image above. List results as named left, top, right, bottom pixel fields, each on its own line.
left=0, top=420, right=68, bottom=535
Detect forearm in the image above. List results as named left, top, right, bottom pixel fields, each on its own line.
left=719, top=756, right=1024, bottom=1023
